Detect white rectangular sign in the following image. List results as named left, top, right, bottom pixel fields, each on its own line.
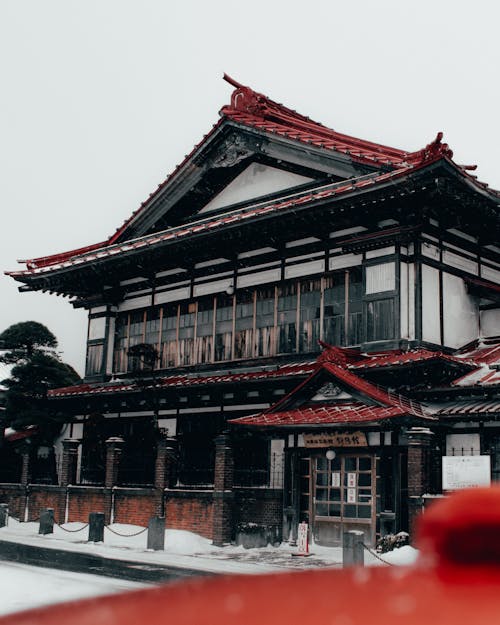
left=442, top=455, right=491, bottom=490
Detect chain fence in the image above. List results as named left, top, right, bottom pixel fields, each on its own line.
left=54, top=522, right=89, bottom=533
left=104, top=525, right=148, bottom=538
left=362, top=543, right=395, bottom=566
left=5, top=511, right=148, bottom=539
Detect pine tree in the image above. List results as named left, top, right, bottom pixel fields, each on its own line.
left=0, top=321, right=80, bottom=430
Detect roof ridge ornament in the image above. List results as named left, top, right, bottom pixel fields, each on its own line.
left=410, top=131, right=454, bottom=164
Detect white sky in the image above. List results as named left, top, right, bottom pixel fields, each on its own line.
left=1, top=0, right=499, bottom=376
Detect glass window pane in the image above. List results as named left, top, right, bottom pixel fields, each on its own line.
left=316, top=472, right=328, bottom=487
left=344, top=504, right=357, bottom=518
left=329, top=503, right=341, bottom=517
left=316, top=503, right=328, bottom=516
left=345, top=458, right=356, bottom=471
left=316, top=457, right=327, bottom=471
left=359, top=457, right=371, bottom=471
left=358, top=505, right=371, bottom=518
left=358, top=473, right=371, bottom=487
left=330, top=488, right=341, bottom=502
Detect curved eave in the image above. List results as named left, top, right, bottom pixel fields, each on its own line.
left=8, top=157, right=499, bottom=297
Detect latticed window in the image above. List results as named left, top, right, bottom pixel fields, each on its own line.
left=215, top=295, right=233, bottom=361
left=234, top=291, right=254, bottom=359
left=299, top=279, right=321, bottom=352
left=255, top=286, right=275, bottom=357
left=277, top=282, right=298, bottom=354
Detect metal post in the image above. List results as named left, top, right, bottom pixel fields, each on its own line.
left=343, top=530, right=364, bottom=567
left=88, top=512, right=105, bottom=543
left=147, top=516, right=165, bottom=550
left=39, top=508, right=54, bottom=535
left=0, top=504, right=8, bottom=528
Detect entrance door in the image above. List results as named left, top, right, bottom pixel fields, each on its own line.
left=313, top=454, right=375, bottom=546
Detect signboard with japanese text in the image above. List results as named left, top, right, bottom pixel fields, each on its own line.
left=332, top=472, right=341, bottom=487
left=297, top=522, right=309, bottom=555
left=442, top=455, right=491, bottom=490
left=303, top=432, right=368, bottom=448
left=347, top=488, right=357, bottom=503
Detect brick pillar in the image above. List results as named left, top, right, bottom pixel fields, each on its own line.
left=406, top=427, right=435, bottom=538
left=60, top=439, right=80, bottom=487
left=20, top=450, right=31, bottom=486
left=154, top=436, right=177, bottom=517
left=155, top=437, right=177, bottom=490
left=212, top=433, right=234, bottom=546
left=105, top=437, right=124, bottom=488
left=104, top=437, right=124, bottom=524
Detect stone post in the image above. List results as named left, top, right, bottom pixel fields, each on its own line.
left=147, top=516, right=165, bottom=550
left=343, top=530, right=364, bottom=567
left=212, top=432, right=234, bottom=547
left=105, top=437, right=124, bottom=489
left=39, top=508, right=54, bottom=535
left=59, top=439, right=80, bottom=487
left=0, top=504, right=8, bottom=528
left=406, top=427, right=435, bottom=537
left=88, top=512, right=105, bottom=542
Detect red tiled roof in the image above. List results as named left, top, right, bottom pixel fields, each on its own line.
left=228, top=403, right=406, bottom=427
left=5, top=165, right=430, bottom=279
left=10, top=76, right=484, bottom=279
left=434, top=401, right=500, bottom=416
left=48, top=362, right=317, bottom=398
left=348, top=349, right=476, bottom=371
left=229, top=356, right=432, bottom=429
left=220, top=75, right=452, bottom=169
left=457, top=341, right=500, bottom=365
left=4, top=426, right=38, bottom=442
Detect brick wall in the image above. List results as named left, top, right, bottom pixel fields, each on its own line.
left=165, top=490, right=214, bottom=539
left=26, top=485, right=66, bottom=523
left=234, top=488, right=283, bottom=528
left=113, top=488, right=159, bottom=526
left=67, top=486, right=109, bottom=523
left=0, top=484, right=26, bottom=520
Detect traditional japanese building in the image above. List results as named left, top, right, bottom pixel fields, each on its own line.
left=3, top=75, right=500, bottom=546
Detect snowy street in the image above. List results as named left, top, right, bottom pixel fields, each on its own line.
left=0, top=518, right=418, bottom=615
left=0, top=560, right=146, bottom=616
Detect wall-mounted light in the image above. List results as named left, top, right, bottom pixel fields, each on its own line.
left=325, top=449, right=336, bottom=461
left=226, top=283, right=235, bottom=296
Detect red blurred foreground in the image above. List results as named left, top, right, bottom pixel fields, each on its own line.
left=3, top=486, right=500, bottom=625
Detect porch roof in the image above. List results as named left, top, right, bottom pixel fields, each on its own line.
left=228, top=403, right=408, bottom=427
left=47, top=361, right=317, bottom=399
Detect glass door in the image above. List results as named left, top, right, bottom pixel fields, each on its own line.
left=313, top=454, right=375, bottom=546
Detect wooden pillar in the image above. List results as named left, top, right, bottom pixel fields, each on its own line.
left=212, top=433, right=234, bottom=546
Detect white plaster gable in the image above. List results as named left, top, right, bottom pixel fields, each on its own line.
left=199, top=163, right=313, bottom=214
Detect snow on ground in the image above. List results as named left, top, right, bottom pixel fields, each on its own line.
left=0, top=518, right=418, bottom=572
left=0, top=561, right=146, bottom=616
left=0, top=518, right=418, bottom=615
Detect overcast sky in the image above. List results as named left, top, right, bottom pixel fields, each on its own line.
left=1, top=0, right=499, bottom=376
